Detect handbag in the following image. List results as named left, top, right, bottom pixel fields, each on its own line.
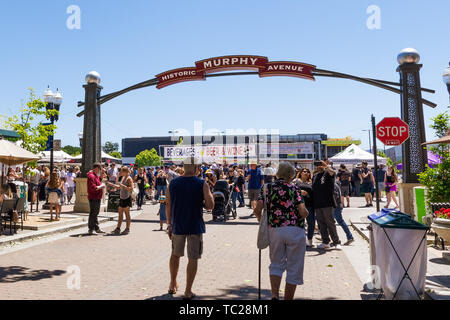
left=257, top=184, right=270, bottom=250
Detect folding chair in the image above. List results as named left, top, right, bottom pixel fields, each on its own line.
left=0, top=199, right=17, bottom=234
left=15, top=197, right=25, bottom=231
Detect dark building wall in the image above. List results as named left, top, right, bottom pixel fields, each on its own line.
left=122, top=134, right=328, bottom=159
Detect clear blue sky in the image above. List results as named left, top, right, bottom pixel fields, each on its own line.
left=1, top=0, right=448, bottom=151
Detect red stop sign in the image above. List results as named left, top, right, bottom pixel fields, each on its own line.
left=376, top=117, right=409, bottom=146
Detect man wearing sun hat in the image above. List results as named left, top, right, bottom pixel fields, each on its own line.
left=246, top=160, right=264, bottom=213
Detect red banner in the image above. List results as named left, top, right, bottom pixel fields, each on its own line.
left=195, top=55, right=269, bottom=74
left=156, top=67, right=205, bottom=89
left=156, top=55, right=316, bottom=89
left=259, top=61, right=316, bottom=81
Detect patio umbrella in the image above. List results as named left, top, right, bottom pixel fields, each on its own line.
left=0, top=138, right=40, bottom=166
left=422, top=135, right=450, bottom=145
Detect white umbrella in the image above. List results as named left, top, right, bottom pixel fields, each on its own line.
left=0, top=138, right=40, bottom=166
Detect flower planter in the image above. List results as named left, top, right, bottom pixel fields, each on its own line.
left=431, top=218, right=450, bottom=244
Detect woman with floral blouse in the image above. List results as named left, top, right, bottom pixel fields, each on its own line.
left=254, top=162, right=309, bottom=300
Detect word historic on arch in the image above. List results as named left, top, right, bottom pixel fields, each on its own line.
left=155, top=55, right=316, bottom=89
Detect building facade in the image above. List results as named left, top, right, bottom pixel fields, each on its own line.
left=122, top=133, right=328, bottom=168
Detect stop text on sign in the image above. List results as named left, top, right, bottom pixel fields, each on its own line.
left=376, top=117, right=410, bottom=146
left=155, top=55, right=316, bottom=89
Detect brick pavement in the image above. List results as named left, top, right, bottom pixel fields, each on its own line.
left=0, top=203, right=364, bottom=300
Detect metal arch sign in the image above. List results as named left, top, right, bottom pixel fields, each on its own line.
left=155, top=55, right=316, bottom=89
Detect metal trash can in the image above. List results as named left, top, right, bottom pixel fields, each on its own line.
left=368, top=212, right=429, bottom=300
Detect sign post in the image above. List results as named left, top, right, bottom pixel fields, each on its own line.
left=372, top=115, right=380, bottom=212
left=376, top=117, right=410, bottom=212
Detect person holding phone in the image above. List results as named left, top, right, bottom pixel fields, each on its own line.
left=109, top=166, right=134, bottom=235
left=312, top=160, right=341, bottom=250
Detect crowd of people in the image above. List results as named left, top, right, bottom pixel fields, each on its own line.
left=1, top=158, right=401, bottom=300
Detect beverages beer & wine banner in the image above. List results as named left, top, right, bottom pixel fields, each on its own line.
left=156, top=55, right=316, bottom=89
left=164, top=144, right=257, bottom=162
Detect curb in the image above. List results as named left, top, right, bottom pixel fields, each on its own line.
left=350, top=219, right=370, bottom=243
left=0, top=210, right=143, bottom=248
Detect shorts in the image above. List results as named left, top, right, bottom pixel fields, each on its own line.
left=248, top=189, right=260, bottom=202
left=363, top=182, right=373, bottom=194
left=119, top=197, right=132, bottom=208
left=340, top=185, right=350, bottom=197
left=171, top=234, right=203, bottom=260
left=378, top=182, right=385, bottom=192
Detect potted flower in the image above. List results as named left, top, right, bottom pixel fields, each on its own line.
left=431, top=207, right=450, bottom=244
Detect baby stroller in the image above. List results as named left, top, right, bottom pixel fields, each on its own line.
left=212, top=180, right=236, bottom=222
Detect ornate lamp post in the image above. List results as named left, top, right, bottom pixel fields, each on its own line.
left=397, top=48, right=428, bottom=184
left=80, top=71, right=102, bottom=177
left=43, top=87, right=63, bottom=173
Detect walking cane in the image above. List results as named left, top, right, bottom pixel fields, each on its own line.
left=258, top=249, right=261, bottom=300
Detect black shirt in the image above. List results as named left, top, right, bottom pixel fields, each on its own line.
left=312, top=170, right=336, bottom=209
left=352, top=168, right=361, bottom=182
left=337, top=170, right=351, bottom=186
left=295, top=180, right=314, bottom=209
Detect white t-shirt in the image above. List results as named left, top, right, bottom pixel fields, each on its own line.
left=263, top=167, right=275, bottom=176
left=66, top=172, right=76, bottom=188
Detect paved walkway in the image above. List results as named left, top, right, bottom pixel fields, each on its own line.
left=0, top=202, right=365, bottom=300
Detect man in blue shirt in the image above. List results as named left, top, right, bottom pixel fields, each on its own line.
left=246, top=161, right=264, bottom=212
left=166, top=157, right=214, bottom=300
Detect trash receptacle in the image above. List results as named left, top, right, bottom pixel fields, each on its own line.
left=368, top=212, right=429, bottom=300
left=107, top=192, right=120, bottom=213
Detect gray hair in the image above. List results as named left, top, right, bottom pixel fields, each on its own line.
left=276, top=162, right=296, bottom=181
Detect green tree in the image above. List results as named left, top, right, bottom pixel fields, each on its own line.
left=418, top=112, right=450, bottom=203
left=62, top=145, right=82, bottom=156
left=103, top=141, right=119, bottom=154
left=109, top=151, right=122, bottom=159
left=134, top=149, right=162, bottom=167
left=5, top=88, right=58, bottom=154
left=378, top=151, right=394, bottom=167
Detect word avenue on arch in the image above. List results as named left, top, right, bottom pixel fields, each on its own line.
left=156, top=55, right=316, bottom=89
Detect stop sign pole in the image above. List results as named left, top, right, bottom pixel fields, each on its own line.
left=372, top=115, right=381, bottom=212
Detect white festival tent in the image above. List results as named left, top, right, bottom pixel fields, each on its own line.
left=39, top=150, right=74, bottom=163
left=71, top=151, right=121, bottom=162
left=330, top=144, right=387, bottom=166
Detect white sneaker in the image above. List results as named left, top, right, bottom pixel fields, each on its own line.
left=317, top=243, right=331, bottom=250
left=306, top=239, right=314, bottom=247
left=333, top=244, right=342, bottom=250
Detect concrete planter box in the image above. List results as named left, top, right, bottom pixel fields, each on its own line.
left=432, top=218, right=450, bottom=244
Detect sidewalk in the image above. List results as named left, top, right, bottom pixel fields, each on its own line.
left=0, top=203, right=142, bottom=249
left=347, top=198, right=450, bottom=300
left=0, top=202, right=364, bottom=300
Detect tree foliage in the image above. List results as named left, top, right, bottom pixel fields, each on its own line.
left=5, top=88, right=58, bottom=154
left=134, top=149, right=162, bottom=167
left=418, top=112, right=450, bottom=203
left=103, top=141, right=119, bottom=154
left=109, top=151, right=122, bottom=159
left=62, top=145, right=82, bottom=156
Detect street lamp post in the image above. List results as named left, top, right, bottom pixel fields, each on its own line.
left=362, top=129, right=372, bottom=153
left=43, top=87, right=63, bottom=173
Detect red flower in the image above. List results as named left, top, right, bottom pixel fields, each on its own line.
left=440, top=208, right=446, bottom=213
left=447, top=213, right=450, bottom=218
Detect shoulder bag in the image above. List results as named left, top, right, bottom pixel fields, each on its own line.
left=257, top=184, right=270, bottom=250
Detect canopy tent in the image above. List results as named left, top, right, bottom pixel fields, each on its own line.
left=330, top=144, right=387, bottom=166
left=422, top=134, right=450, bottom=145
left=0, top=138, right=40, bottom=166
left=71, top=151, right=121, bottom=162
left=38, top=150, right=74, bottom=163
